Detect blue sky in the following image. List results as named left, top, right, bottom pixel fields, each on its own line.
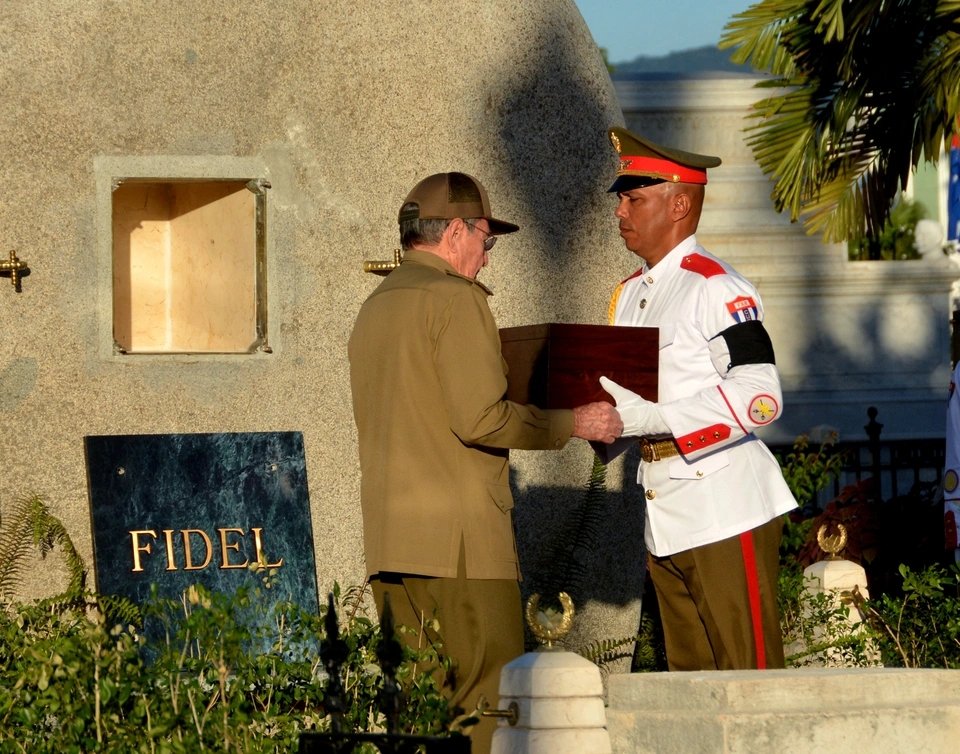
left=572, top=0, right=755, bottom=63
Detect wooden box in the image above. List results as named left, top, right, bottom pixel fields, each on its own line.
left=499, top=323, right=658, bottom=408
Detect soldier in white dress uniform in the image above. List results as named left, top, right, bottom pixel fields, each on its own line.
left=600, top=127, right=798, bottom=670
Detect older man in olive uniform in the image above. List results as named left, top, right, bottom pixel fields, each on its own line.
left=348, top=171, right=621, bottom=752
left=600, top=128, right=798, bottom=671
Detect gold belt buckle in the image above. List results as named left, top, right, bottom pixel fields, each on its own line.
left=639, top=437, right=678, bottom=463
left=639, top=437, right=658, bottom=463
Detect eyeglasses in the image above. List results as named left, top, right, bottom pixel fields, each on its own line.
left=464, top=221, right=497, bottom=252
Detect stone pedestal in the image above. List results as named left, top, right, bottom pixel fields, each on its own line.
left=804, top=558, right=870, bottom=605
left=492, top=649, right=611, bottom=754
left=786, top=557, right=880, bottom=667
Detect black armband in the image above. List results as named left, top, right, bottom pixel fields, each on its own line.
left=716, top=320, right=775, bottom=367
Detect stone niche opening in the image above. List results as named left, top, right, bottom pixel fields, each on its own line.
left=111, top=179, right=268, bottom=354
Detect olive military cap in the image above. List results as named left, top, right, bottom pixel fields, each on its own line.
left=398, top=172, right=519, bottom=234
left=607, top=126, right=722, bottom=192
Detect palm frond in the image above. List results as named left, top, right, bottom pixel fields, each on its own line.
left=0, top=495, right=37, bottom=600
left=721, top=0, right=807, bottom=75
left=92, top=591, right=142, bottom=628
left=721, top=0, right=960, bottom=243
left=341, top=580, right=371, bottom=623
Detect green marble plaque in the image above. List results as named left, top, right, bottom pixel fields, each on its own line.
left=85, top=432, right=319, bottom=617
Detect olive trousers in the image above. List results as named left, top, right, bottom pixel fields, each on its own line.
left=369, top=545, right=524, bottom=754
left=647, top=515, right=786, bottom=671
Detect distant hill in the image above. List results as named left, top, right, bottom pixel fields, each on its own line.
left=610, top=45, right=761, bottom=78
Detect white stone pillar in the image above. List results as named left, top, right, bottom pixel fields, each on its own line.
left=792, top=555, right=881, bottom=667
left=491, top=649, right=611, bottom=754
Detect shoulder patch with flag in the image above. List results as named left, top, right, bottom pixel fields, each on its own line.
left=726, top=295, right=759, bottom=323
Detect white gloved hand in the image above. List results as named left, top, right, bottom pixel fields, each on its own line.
left=599, top=376, right=670, bottom=438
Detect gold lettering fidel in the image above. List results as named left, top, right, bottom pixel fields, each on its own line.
left=130, top=530, right=158, bottom=573
left=162, top=529, right=177, bottom=571
left=219, top=527, right=249, bottom=569
left=182, top=529, right=214, bottom=570
left=129, top=526, right=284, bottom=572
left=252, top=527, right=284, bottom=568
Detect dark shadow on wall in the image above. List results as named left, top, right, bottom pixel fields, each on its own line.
left=510, top=445, right=647, bottom=651
left=511, top=444, right=645, bottom=598
left=492, top=7, right=621, bottom=311
left=489, top=12, right=645, bottom=639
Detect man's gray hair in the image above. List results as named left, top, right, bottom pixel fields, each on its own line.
left=399, top=203, right=450, bottom=249
left=398, top=206, right=481, bottom=250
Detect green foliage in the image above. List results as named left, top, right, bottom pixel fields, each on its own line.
left=0, top=493, right=86, bottom=602
left=630, top=612, right=668, bottom=673
left=776, top=433, right=844, bottom=513
left=579, top=634, right=638, bottom=668
left=775, top=437, right=960, bottom=669
left=0, top=497, right=451, bottom=751
left=719, top=0, right=960, bottom=243
left=0, top=580, right=451, bottom=752
left=848, top=196, right=927, bottom=260
left=781, top=560, right=960, bottom=669
left=860, top=562, right=960, bottom=668
left=778, top=563, right=876, bottom=667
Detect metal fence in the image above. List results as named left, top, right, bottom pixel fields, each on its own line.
left=768, top=407, right=945, bottom=510
left=297, top=595, right=471, bottom=754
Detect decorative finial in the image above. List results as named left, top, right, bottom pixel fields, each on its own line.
left=525, top=592, right=575, bottom=649
left=817, top=522, right=848, bottom=560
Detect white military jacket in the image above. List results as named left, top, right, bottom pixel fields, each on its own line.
left=610, top=236, right=797, bottom=556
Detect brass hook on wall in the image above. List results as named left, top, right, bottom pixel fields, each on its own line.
left=362, top=248, right=402, bottom=275
left=0, top=250, right=28, bottom=292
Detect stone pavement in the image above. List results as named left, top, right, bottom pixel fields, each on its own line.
left=606, top=668, right=960, bottom=753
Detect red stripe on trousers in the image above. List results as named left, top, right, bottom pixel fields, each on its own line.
left=739, top=530, right=766, bottom=669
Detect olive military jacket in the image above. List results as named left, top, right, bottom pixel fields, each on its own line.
left=348, top=250, right=574, bottom=580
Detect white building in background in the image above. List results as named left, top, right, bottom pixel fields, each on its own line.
left=911, top=134, right=959, bottom=252
left=614, top=73, right=960, bottom=443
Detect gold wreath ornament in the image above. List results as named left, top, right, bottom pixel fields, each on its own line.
left=525, top=592, right=575, bottom=648
left=816, top=522, right=848, bottom=560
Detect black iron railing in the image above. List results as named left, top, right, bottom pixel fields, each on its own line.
left=297, top=595, right=470, bottom=754
left=769, top=407, right=945, bottom=509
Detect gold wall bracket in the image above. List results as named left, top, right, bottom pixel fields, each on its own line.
left=0, top=250, right=28, bottom=292
left=363, top=248, right=402, bottom=275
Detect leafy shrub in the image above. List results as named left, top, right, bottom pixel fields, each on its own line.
left=848, top=196, right=928, bottom=261
left=776, top=433, right=844, bottom=516
left=0, top=496, right=452, bottom=752
left=783, top=559, right=960, bottom=670
left=0, top=581, right=452, bottom=752
left=860, top=562, right=960, bottom=668
left=775, top=436, right=960, bottom=669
